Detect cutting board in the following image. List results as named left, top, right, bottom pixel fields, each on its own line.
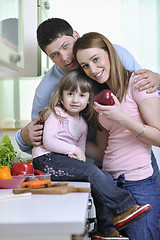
left=13, top=185, right=91, bottom=195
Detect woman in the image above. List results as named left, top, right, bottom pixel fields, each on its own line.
left=73, top=32, right=160, bottom=240
left=32, top=70, right=151, bottom=240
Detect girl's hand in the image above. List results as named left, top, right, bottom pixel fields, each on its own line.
left=94, top=94, right=126, bottom=124
left=68, top=147, right=86, bottom=162
left=68, top=154, right=76, bottom=159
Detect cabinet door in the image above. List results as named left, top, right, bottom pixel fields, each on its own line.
left=37, top=0, right=51, bottom=76
left=0, top=0, right=24, bottom=72
left=0, top=0, right=50, bottom=77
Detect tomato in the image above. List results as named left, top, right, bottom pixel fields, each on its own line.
left=0, top=165, right=12, bottom=179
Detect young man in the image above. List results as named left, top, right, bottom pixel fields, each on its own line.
left=16, top=18, right=160, bottom=181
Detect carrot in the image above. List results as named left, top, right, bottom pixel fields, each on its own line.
left=21, top=181, right=31, bottom=188
left=21, top=179, right=51, bottom=188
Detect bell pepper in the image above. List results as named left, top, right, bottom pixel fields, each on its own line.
left=0, top=165, right=12, bottom=179
left=11, top=162, right=33, bottom=176
left=94, top=90, right=114, bottom=106
left=34, top=169, right=45, bottom=175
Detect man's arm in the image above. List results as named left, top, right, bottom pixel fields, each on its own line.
left=15, top=118, right=43, bottom=155
left=86, top=128, right=108, bottom=162
left=21, top=118, right=43, bottom=146
left=113, top=44, right=141, bottom=71
left=31, top=66, right=64, bottom=120
left=134, top=69, right=160, bottom=93
left=15, top=65, right=65, bottom=152
left=16, top=129, right=32, bottom=155
left=114, top=44, right=160, bottom=93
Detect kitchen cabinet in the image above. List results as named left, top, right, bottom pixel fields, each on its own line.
left=0, top=0, right=24, bottom=73
left=0, top=0, right=50, bottom=77
left=37, top=0, right=51, bottom=76
left=0, top=0, right=50, bottom=129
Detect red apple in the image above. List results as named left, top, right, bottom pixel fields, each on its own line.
left=94, top=90, right=114, bottom=105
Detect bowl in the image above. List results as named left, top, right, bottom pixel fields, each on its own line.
left=0, top=176, right=27, bottom=189
left=24, top=173, right=51, bottom=182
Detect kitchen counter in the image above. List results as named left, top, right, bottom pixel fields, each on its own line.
left=0, top=182, right=90, bottom=240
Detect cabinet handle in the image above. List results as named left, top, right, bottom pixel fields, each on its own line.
left=10, top=54, right=21, bottom=64
left=44, top=1, right=50, bottom=9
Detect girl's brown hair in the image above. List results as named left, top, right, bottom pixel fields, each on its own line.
left=73, top=32, right=133, bottom=102
left=39, top=70, right=95, bottom=123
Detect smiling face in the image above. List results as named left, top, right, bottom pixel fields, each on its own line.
left=45, top=32, right=79, bottom=71
left=62, top=86, right=90, bottom=117
left=76, top=47, right=111, bottom=87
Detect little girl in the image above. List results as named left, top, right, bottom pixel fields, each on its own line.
left=32, top=70, right=151, bottom=240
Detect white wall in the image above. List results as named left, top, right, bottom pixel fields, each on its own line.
left=152, top=146, right=160, bottom=170
left=49, top=0, right=160, bottom=73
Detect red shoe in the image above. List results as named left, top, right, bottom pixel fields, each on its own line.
left=114, top=204, right=152, bottom=231
left=92, top=236, right=129, bottom=240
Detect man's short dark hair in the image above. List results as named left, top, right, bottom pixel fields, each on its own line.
left=37, top=18, right=73, bottom=52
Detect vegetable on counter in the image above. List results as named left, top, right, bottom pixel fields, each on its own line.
left=21, top=179, right=51, bottom=188
left=0, top=134, right=43, bottom=179
left=0, top=166, right=12, bottom=179
left=0, top=134, right=17, bottom=167
left=0, top=133, right=27, bottom=168
left=11, top=162, right=33, bottom=176
left=34, top=169, right=45, bottom=175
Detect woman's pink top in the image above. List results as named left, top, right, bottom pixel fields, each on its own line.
left=99, top=74, right=158, bottom=181
left=32, top=107, right=88, bottom=158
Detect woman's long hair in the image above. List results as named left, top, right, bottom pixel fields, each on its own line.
left=39, top=70, right=96, bottom=124
left=73, top=32, right=133, bottom=102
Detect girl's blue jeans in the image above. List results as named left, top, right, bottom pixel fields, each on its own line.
left=33, top=152, right=136, bottom=234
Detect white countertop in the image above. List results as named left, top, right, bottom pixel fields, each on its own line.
left=0, top=182, right=90, bottom=240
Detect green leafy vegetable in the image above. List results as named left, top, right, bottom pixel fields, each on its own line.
left=0, top=134, right=17, bottom=167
